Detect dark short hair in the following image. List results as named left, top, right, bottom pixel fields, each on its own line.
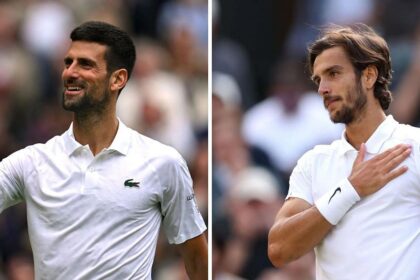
left=308, top=23, right=392, bottom=110
left=70, top=21, right=136, bottom=80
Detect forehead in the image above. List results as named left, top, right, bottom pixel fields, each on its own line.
left=313, top=46, right=353, bottom=75
left=65, top=41, right=107, bottom=61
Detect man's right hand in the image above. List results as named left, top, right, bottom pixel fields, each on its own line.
left=348, top=143, right=411, bottom=197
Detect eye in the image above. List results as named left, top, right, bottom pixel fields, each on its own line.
left=79, top=60, right=93, bottom=69
left=64, top=58, right=72, bottom=68
left=329, top=70, right=338, bottom=78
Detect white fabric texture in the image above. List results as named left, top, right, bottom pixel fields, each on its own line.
left=288, top=115, right=420, bottom=280
left=315, top=178, right=360, bottom=225
left=0, top=121, right=206, bottom=280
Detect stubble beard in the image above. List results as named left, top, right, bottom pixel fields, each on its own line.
left=330, top=79, right=367, bottom=125
left=62, top=87, right=111, bottom=116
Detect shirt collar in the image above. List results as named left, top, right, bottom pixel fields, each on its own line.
left=63, top=119, right=131, bottom=156
left=107, top=120, right=131, bottom=156
left=338, top=115, right=399, bottom=155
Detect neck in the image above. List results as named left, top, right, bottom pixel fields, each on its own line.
left=345, top=102, right=386, bottom=150
left=72, top=105, right=118, bottom=156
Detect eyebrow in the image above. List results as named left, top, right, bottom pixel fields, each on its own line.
left=311, top=65, right=344, bottom=82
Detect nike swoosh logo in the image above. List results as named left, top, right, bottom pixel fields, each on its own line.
left=328, top=187, right=341, bottom=204
left=124, top=179, right=140, bottom=188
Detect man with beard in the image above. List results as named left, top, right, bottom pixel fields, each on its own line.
left=0, top=21, right=207, bottom=279
left=268, top=24, right=420, bottom=279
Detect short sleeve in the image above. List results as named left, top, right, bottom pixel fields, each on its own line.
left=287, top=151, right=314, bottom=205
left=0, top=149, right=28, bottom=213
left=160, top=152, right=206, bottom=244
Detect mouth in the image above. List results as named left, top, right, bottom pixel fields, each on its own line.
left=64, top=85, right=84, bottom=96
left=324, top=96, right=341, bottom=109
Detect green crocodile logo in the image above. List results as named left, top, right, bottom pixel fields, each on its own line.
left=124, top=179, right=140, bottom=188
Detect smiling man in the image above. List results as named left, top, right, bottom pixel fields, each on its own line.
left=0, top=21, right=207, bottom=279
left=268, top=24, right=420, bottom=279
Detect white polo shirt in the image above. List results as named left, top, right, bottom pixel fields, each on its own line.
left=288, top=115, right=420, bottom=280
left=0, top=121, right=206, bottom=280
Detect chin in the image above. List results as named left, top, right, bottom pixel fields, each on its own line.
left=63, top=100, right=81, bottom=111
left=329, top=114, right=344, bottom=124
left=328, top=111, right=340, bottom=123
left=331, top=115, right=353, bottom=125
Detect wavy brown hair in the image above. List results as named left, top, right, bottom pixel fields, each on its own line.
left=308, top=23, right=392, bottom=110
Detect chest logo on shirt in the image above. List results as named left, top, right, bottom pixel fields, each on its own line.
left=124, top=179, right=140, bottom=188
left=328, top=187, right=341, bottom=203
left=187, top=193, right=195, bottom=201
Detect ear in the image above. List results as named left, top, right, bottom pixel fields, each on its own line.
left=361, top=65, right=378, bottom=90
left=109, top=69, right=128, bottom=93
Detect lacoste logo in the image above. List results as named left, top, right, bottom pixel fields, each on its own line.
left=124, top=179, right=140, bottom=188
left=328, top=187, right=341, bottom=204
left=187, top=194, right=195, bottom=201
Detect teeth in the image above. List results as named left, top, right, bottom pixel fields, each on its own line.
left=67, top=86, right=82, bottom=91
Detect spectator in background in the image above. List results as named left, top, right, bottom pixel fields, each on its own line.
left=0, top=2, right=46, bottom=150
left=388, top=15, right=420, bottom=127
left=214, top=167, right=283, bottom=279
left=158, top=0, right=208, bottom=118
left=21, top=0, right=74, bottom=102
left=242, top=58, right=342, bottom=189
left=212, top=0, right=257, bottom=109
left=189, top=128, right=209, bottom=219
left=212, top=73, right=280, bottom=220
left=390, top=31, right=420, bottom=126
left=257, top=252, right=315, bottom=280
left=117, top=39, right=197, bottom=161
left=213, top=218, right=246, bottom=280
left=158, top=0, right=208, bottom=51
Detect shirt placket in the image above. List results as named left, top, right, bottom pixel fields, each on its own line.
left=78, top=147, right=98, bottom=194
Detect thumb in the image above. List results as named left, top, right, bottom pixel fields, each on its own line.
left=353, top=143, right=366, bottom=167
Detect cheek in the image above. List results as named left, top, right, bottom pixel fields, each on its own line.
left=90, top=77, right=108, bottom=90
left=101, top=76, right=111, bottom=88
left=341, top=79, right=357, bottom=100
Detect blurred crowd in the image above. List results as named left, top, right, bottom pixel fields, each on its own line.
left=0, top=0, right=208, bottom=279
left=212, top=0, right=420, bottom=279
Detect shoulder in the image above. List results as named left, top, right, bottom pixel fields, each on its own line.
left=391, top=124, right=420, bottom=161
left=294, top=140, right=345, bottom=177
left=13, top=134, right=62, bottom=156
left=27, top=134, right=67, bottom=157
left=1, top=134, right=64, bottom=175
left=128, top=130, right=191, bottom=188
left=393, top=123, right=420, bottom=143
left=129, top=129, right=186, bottom=167
left=298, top=140, right=341, bottom=164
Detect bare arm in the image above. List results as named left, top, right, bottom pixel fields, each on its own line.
left=268, top=143, right=411, bottom=268
left=268, top=198, right=332, bottom=267
left=176, top=233, right=208, bottom=280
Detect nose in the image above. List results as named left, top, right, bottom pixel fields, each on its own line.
left=317, top=79, right=331, bottom=96
left=62, top=63, right=79, bottom=81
